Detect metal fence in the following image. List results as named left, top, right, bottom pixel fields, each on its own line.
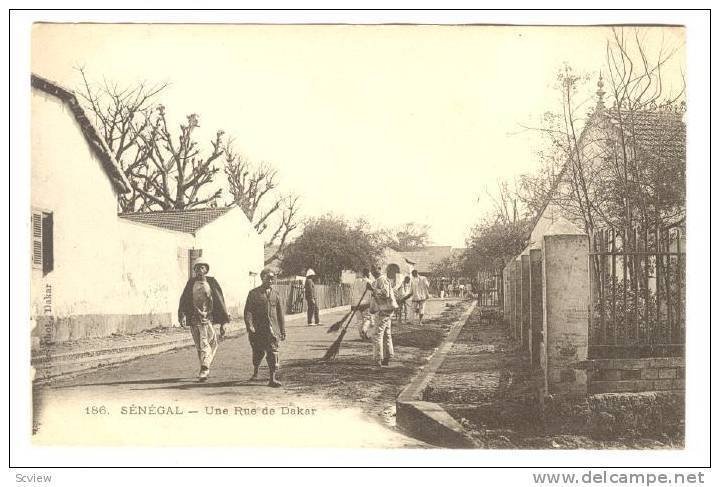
left=588, top=226, right=685, bottom=358
left=476, top=270, right=503, bottom=307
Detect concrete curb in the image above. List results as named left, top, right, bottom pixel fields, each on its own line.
left=396, top=300, right=477, bottom=448
left=33, top=305, right=349, bottom=382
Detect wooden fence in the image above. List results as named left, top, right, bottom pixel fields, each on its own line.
left=273, top=281, right=353, bottom=315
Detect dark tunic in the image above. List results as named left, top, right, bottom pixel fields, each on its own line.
left=178, top=276, right=230, bottom=324
left=304, top=278, right=317, bottom=301
left=244, top=285, right=285, bottom=342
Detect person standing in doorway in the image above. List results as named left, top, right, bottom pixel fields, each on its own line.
left=243, top=268, right=286, bottom=387
left=410, top=269, right=431, bottom=324
left=178, top=258, right=230, bottom=382
left=305, top=269, right=320, bottom=326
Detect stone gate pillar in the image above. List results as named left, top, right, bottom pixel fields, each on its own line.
left=542, top=234, right=589, bottom=396
left=513, top=259, right=521, bottom=341
left=521, top=254, right=531, bottom=352
left=529, top=248, right=543, bottom=370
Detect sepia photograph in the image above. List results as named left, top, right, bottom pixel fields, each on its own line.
left=14, top=11, right=708, bottom=470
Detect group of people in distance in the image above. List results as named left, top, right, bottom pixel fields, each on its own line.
left=177, top=258, right=431, bottom=386
left=354, top=265, right=430, bottom=367
left=438, top=280, right=469, bottom=299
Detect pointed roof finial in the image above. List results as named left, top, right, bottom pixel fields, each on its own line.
left=596, top=72, right=606, bottom=109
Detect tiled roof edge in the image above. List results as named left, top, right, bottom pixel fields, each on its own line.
left=117, top=206, right=234, bottom=233
left=31, top=73, right=132, bottom=195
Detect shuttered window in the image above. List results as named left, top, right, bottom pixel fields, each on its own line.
left=31, top=209, right=54, bottom=275
left=32, top=210, right=43, bottom=269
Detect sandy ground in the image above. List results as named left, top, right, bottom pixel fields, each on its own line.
left=33, top=299, right=468, bottom=448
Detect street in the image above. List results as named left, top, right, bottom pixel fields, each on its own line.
left=33, top=300, right=464, bottom=447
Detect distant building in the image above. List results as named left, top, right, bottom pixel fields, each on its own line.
left=31, top=74, right=263, bottom=346
left=399, top=246, right=452, bottom=275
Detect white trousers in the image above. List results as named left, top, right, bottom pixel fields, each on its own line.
left=372, top=312, right=394, bottom=363
left=190, top=322, right=218, bottom=369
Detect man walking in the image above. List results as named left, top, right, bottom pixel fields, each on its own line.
left=304, top=269, right=320, bottom=326
left=178, top=258, right=230, bottom=382
left=370, top=264, right=399, bottom=367
left=244, top=268, right=286, bottom=388
left=396, top=275, right=411, bottom=323
left=410, top=269, right=431, bottom=324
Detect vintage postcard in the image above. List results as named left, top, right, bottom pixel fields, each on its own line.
left=25, top=19, right=696, bottom=456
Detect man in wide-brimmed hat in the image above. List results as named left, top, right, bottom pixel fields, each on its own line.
left=304, top=268, right=320, bottom=326
left=178, top=258, right=230, bottom=382
left=244, top=268, right=286, bottom=387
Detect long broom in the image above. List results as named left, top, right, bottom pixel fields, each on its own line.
left=327, top=287, right=369, bottom=333
left=322, top=289, right=414, bottom=361
left=322, top=287, right=370, bottom=361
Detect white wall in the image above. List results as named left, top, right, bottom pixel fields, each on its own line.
left=527, top=199, right=584, bottom=252
left=31, top=88, right=201, bottom=342
left=195, top=207, right=264, bottom=318
left=31, top=88, right=263, bottom=341
left=31, top=88, right=123, bottom=319
left=117, top=220, right=194, bottom=318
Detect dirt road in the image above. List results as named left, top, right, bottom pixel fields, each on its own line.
left=33, top=300, right=468, bottom=448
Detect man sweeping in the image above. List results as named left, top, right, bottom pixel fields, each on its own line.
left=178, top=258, right=230, bottom=382
left=353, top=268, right=374, bottom=340
left=370, top=264, right=399, bottom=367
left=244, top=268, right=286, bottom=387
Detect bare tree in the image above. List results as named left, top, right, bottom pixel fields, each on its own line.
left=603, top=27, right=686, bottom=233
left=224, top=144, right=300, bottom=265
left=515, top=27, right=685, bottom=304
left=77, top=68, right=224, bottom=212
left=515, top=148, right=563, bottom=219
left=518, top=27, right=685, bottom=239
left=483, top=180, right=521, bottom=225
left=263, top=195, right=301, bottom=265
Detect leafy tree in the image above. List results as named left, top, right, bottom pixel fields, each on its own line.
left=430, top=251, right=465, bottom=278
left=463, top=217, right=531, bottom=275
left=280, top=215, right=383, bottom=282
left=380, top=222, right=431, bottom=251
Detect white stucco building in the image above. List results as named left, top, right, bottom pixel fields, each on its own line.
left=31, top=74, right=263, bottom=346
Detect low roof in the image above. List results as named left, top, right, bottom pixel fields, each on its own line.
left=398, top=246, right=454, bottom=273
left=31, top=73, right=131, bottom=194
left=608, top=108, right=685, bottom=163
left=119, top=207, right=232, bottom=234
left=529, top=105, right=686, bottom=235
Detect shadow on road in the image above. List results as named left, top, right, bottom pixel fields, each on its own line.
left=49, top=377, right=189, bottom=389
left=136, top=380, right=268, bottom=391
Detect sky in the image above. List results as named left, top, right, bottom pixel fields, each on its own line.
left=31, top=23, right=685, bottom=247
